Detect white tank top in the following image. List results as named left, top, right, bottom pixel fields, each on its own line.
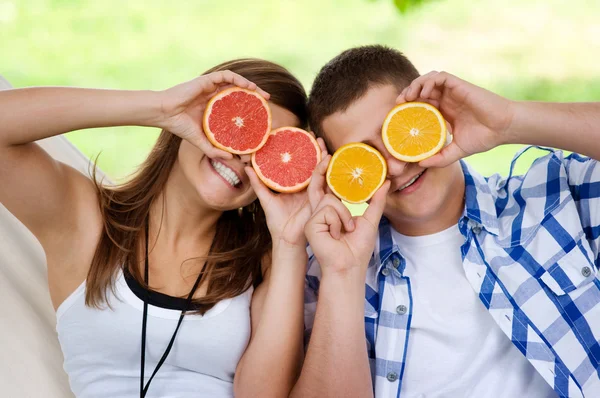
left=56, top=270, right=253, bottom=398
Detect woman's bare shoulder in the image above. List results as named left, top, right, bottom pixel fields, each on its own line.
left=45, top=164, right=104, bottom=310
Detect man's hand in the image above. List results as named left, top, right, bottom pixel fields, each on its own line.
left=396, top=71, right=514, bottom=168
left=304, top=151, right=390, bottom=275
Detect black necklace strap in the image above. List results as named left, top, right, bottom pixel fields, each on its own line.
left=140, top=219, right=149, bottom=397
left=140, top=217, right=205, bottom=398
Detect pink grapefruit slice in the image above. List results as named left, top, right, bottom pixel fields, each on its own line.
left=251, top=128, right=321, bottom=193
left=203, top=87, right=272, bottom=154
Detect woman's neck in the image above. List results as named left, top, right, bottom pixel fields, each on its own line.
left=149, top=162, right=221, bottom=257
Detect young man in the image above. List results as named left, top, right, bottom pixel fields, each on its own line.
left=291, top=45, right=600, bottom=398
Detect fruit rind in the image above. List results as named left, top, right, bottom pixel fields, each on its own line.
left=381, top=102, right=446, bottom=163
left=326, top=142, right=387, bottom=204
left=251, top=127, right=321, bottom=193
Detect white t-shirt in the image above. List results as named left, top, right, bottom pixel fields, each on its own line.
left=391, top=225, right=556, bottom=398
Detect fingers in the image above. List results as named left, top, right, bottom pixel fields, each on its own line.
left=190, top=128, right=233, bottom=159
left=308, top=153, right=331, bottom=211
left=396, top=95, right=440, bottom=109
left=316, top=137, right=329, bottom=157
left=313, top=194, right=355, bottom=233
left=324, top=207, right=343, bottom=240
left=363, top=181, right=391, bottom=228
left=418, top=141, right=466, bottom=168
left=420, top=75, right=440, bottom=99
left=409, top=71, right=447, bottom=102
left=308, top=205, right=344, bottom=240
left=205, top=70, right=270, bottom=100
left=245, top=166, right=274, bottom=203
left=254, top=86, right=270, bottom=100
left=396, top=71, right=454, bottom=104
left=315, top=138, right=335, bottom=198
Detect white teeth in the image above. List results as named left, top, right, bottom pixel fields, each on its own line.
left=399, top=171, right=424, bottom=191
left=210, top=160, right=241, bottom=187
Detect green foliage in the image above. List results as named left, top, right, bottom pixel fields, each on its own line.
left=393, top=0, right=430, bottom=13
left=368, top=0, right=432, bottom=13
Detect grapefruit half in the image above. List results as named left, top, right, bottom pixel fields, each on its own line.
left=251, top=128, right=321, bottom=193
left=203, top=87, right=272, bottom=154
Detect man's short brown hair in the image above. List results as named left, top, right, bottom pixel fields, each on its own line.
left=308, top=45, right=419, bottom=145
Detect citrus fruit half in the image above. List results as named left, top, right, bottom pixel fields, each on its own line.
left=203, top=87, right=272, bottom=154
left=326, top=143, right=387, bottom=204
left=251, top=127, right=321, bottom=193
left=382, top=102, right=446, bottom=162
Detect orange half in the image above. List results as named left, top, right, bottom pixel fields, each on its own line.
left=382, top=102, right=446, bottom=162
left=326, top=143, right=387, bottom=204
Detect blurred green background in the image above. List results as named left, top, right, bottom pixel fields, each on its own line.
left=2, top=0, right=599, bottom=182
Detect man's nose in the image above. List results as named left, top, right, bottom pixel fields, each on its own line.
left=381, top=148, right=408, bottom=178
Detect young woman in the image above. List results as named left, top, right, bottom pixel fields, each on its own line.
left=0, top=59, right=315, bottom=397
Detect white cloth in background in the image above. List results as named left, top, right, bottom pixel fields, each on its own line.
left=0, top=75, right=106, bottom=397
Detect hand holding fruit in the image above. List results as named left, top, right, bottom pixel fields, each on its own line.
left=157, top=70, right=270, bottom=159
left=245, top=138, right=327, bottom=249
left=396, top=71, right=515, bottom=168
left=305, top=149, right=391, bottom=275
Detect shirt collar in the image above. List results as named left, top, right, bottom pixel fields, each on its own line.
left=460, top=160, right=500, bottom=236
left=372, top=217, right=401, bottom=275
left=370, top=160, right=501, bottom=276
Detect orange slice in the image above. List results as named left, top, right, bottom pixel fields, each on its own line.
left=382, top=102, right=446, bottom=162
left=326, top=143, right=387, bottom=204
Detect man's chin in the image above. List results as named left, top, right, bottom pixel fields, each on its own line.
left=384, top=201, right=437, bottom=223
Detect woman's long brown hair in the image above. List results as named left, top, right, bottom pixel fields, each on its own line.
left=86, top=59, right=308, bottom=314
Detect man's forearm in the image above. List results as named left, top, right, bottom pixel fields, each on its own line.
left=291, top=269, right=373, bottom=398
left=506, top=102, right=600, bottom=160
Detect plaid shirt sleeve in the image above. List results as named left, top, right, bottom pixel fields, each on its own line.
left=462, top=148, right=600, bottom=397
left=563, top=153, right=600, bottom=261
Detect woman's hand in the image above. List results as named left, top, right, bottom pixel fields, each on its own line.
left=158, top=70, right=270, bottom=159
left=245, top=138, right=328, bottom=251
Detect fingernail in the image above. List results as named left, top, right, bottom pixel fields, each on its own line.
left=348, top=219, right=355, bottom=230
left=406, top=87, right=412, bottom=96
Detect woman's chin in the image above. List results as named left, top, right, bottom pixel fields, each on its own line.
left=194, top=189, right=252, bottom=212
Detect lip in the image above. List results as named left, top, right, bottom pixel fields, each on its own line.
left=208, top=159, right=244, bottom=190
left=391, top=169, right=426, bottom=191
left=392, top=169, right=427, bottom=194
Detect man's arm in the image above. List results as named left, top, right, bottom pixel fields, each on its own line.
left=291, top=267, right=372, bottom=398
left=398, top=71, right=600, bottom=257
left=396, top=71, right=600, bottom=167
left=507, top=102, right=600, bottom=160
left=291, top=154, right=390, bottom=398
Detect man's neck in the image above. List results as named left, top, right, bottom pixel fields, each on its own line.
left=387, top=179, right=466, bottom=237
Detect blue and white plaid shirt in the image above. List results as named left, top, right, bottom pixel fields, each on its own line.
left=304, top=147, right=600, bottom=398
